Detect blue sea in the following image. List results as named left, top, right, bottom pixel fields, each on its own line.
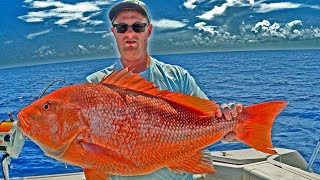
left=0, top=49, right=319, bottom=178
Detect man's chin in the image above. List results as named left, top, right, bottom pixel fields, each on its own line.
left=123, top=46, right=139, bottom=52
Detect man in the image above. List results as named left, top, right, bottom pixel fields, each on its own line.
left=87, top=0, right=242, bottom=179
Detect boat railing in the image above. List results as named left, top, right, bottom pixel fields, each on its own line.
left=306, top=139, right=320, bottom=172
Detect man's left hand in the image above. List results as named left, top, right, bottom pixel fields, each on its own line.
left=215, top=103, right=243, bottom=120
left=215, top=103, right=243, bottom=142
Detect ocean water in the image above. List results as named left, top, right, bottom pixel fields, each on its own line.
left=0, top=49, right=319, bottom=177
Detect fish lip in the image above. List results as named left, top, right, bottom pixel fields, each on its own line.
left=17, top=111, right=31, bottom=133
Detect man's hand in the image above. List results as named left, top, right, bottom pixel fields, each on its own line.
left=215, top=103, right=243, bottom=120
left=215, top=103, right=243, bottom=142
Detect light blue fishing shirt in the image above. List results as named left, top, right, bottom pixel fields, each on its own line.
left=86, top=56, right=208, bottom=180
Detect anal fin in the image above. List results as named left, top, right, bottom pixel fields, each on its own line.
left=169, top=150, right=215, bottom=174
left=84, top=169, right=109, bottom=180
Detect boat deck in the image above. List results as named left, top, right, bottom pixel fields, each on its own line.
left=14, top=172, right=85, bottom=180
left=11, top=148, right=320, bottom=180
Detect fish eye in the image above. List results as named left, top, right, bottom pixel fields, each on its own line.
left=43, top=101, right=52, bottom=111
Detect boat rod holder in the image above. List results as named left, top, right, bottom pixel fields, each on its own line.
left=1, top=112, right=26, bottom=180
left=0, top=80, right=65, bottom=179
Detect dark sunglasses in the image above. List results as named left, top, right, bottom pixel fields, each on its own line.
left=112, top=23, right=148, bottom=33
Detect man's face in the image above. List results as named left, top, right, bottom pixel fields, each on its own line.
left=111, top=9, right=152, bottom=59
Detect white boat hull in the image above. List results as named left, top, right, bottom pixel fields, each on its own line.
left=12, top=148, right=320, bottom=180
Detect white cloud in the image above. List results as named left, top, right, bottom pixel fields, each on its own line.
left=196, top=0, right=251, bottom=20
left=80, top=12, right=104, bottom=26
left=309, top=5, right=320, bottom=10
left=152, top=19, right=187, bottom=29
left=52, top=2, right=100, bottom=13
left=81, top=12, right=101, bottom=21
left=54, top=18, right=74, bottom=25
left=20, top=10, right=88, bottom=26
left=31, top=1, right=64, bottom=8
left=69, top=28, right=107, bottom=34
left=26, top=29, right=53, bottom=39
left=286, top=20, right=303, bottom=32
left=182, top=19, right=190, bottom=23
left=93, top=0, right=112, bottom=6
left=255, top=2, right=301, bottom=13
left=194, top=22, right=217, bottom=34
left=80, top=20, right=104, bottom=26
left=190, top=18, right=320, bottom=48
left=70, top=28, right=86, bottom=33
left=192, top=1, right=319, bottom=21
left=102, top=32, right=113, bottom=38
left=192, top=21, right=237, bottom=47
left=24, top=11, right=56, bottom=19
left=37, top=46, right=56, bottom=57
left=252, top=20, right=285, bottom=38
left=19, top=0, right=101, bottom=27
left=250, top=20, right=320, bottom=40
left=197, top=4, right=228, bottom=20
left=183, top=0, right=206, bottom=9
left=4, top=41, right=13, bottom=45
left=97, top=44, right=109, bottom=50
left=24, top=17, right=44, bottom=22
left=78, top=45, right=88, bottom=51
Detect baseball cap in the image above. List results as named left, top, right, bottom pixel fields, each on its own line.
left=109, top=0, right=151, bottom=23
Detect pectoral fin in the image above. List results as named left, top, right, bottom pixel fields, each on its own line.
left=84, top=169, right=108, bottom=180
left=80, top=141, right=137, bottom=168
left=169, top=150, right=215, bottom=174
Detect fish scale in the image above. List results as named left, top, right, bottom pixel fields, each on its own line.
left=84, top=84, right=220, bottom=169
left=17, top=67, right=288, bottom=179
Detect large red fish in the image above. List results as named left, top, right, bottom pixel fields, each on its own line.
left=18, top=67, right=287, bottom=179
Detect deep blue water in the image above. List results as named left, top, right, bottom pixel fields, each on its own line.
left=0, top=49, right=319, bottom=177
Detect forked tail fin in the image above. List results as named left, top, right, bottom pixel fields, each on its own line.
left=235, top=101, right=288, bottom=154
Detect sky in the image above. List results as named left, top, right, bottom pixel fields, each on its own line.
left=0, top=0, right=320, bottom=68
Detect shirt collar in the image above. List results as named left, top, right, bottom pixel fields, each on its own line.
left=114, top=56, right=155, bottom=80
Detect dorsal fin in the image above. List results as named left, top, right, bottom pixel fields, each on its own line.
left=101, top=67, right=218, bottom=115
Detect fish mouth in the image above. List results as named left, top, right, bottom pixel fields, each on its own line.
left=17, top=111, right=31, bottom=134
left=17, top=112, right=69, bottom=158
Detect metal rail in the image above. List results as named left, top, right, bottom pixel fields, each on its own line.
left=306, top=139, right=320, bottom=172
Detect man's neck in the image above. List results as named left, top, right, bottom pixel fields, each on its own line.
left=120, top=55, right=151, bottom=73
